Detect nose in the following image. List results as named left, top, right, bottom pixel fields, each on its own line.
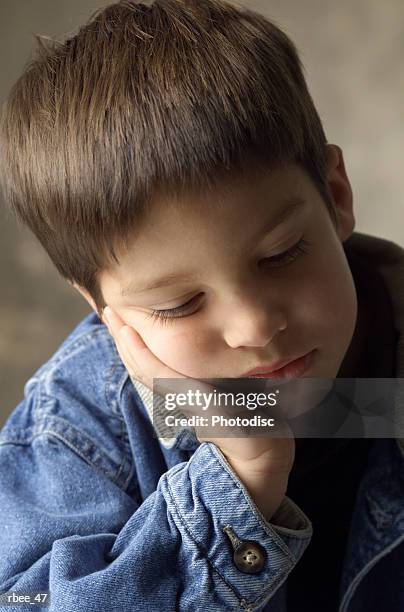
left=222, top=293, right=287, bottom=349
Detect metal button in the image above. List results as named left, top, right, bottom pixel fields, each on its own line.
left=223, top=525, right=267, bottom=574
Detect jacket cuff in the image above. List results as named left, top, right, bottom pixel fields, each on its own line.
left=162, top=441, right=312, bottom=609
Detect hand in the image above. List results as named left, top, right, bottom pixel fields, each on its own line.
left=102, top=306, right=295, bottom=519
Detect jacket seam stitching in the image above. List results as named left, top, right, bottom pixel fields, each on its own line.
left=114, top=417, right=135, bottom=491
left=164, top=471, right=292, bottom=608
left=38, top=355, right=133, bottom=489
left=0, top=424, right=124, bottom=488
left=339, top=532, right=404, bottom=612
left=204, top=444, right=303, bottom=554
left=40, top=430, right=123, bottom=485
left=163, top=474, right=254, bottom=607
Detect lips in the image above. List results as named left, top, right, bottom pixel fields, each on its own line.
left=241, top=350, right=315, bottom=377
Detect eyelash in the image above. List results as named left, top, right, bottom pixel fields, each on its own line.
left=146, top=237, right=311, bottom=325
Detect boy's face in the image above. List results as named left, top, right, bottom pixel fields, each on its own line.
left=80, top=146, right=357, bottom=379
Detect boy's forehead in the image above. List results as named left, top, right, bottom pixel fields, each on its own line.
left=111, top=162, right=313, bottom=268
left=104, top=161, right=313, bottom=264
left=149, top=161, right=307, bottom=217
left=110, top=191, right=308, bottom=297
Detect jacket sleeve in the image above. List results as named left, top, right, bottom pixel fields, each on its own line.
left=0, top=404, right=312, bottom=612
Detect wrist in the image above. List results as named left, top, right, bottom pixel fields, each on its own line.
left=227, top=460, right=289, bottom=521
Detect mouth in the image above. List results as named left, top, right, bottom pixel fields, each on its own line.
left=240, top=349, right=317, bottom=379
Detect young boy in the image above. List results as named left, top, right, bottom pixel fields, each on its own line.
left=0, top=1, right=403, bottom=610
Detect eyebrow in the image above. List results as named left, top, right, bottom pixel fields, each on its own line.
left=252, top=196, right=305, bottom=242
left=120, top=196, right=306, bottom=296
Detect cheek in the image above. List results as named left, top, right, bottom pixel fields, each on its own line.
left=140, top=326, right=215, bottom=377
left=300, top=244, right=357, bottom=347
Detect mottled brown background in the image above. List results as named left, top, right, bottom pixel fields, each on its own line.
left=1, top=0, right=403, bottom=427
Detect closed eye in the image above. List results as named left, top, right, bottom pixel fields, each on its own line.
left=259, top=237, right=311, bottom=267
left=146, top=237, right=311, bottom=325
left=145, top=293, right=203, bottom=325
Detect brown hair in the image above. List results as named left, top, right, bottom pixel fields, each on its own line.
left=0, top=0, right=336, bottom=317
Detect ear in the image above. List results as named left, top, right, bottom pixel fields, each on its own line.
left=69, top=281, right=99, bottom=313
left=325, top=144, right=355, bottom=242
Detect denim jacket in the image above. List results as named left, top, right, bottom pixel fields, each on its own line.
left=1, top=231, right=403, bottom=612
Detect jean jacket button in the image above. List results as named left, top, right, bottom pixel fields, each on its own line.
left=223, top=525, right=267, bottom=574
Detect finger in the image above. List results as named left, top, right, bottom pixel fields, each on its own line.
left=102, top=307, right=149, bottom=384
left=103, top=306, right=145, bottom=349
left=113, top=331, right=140, bottom=379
